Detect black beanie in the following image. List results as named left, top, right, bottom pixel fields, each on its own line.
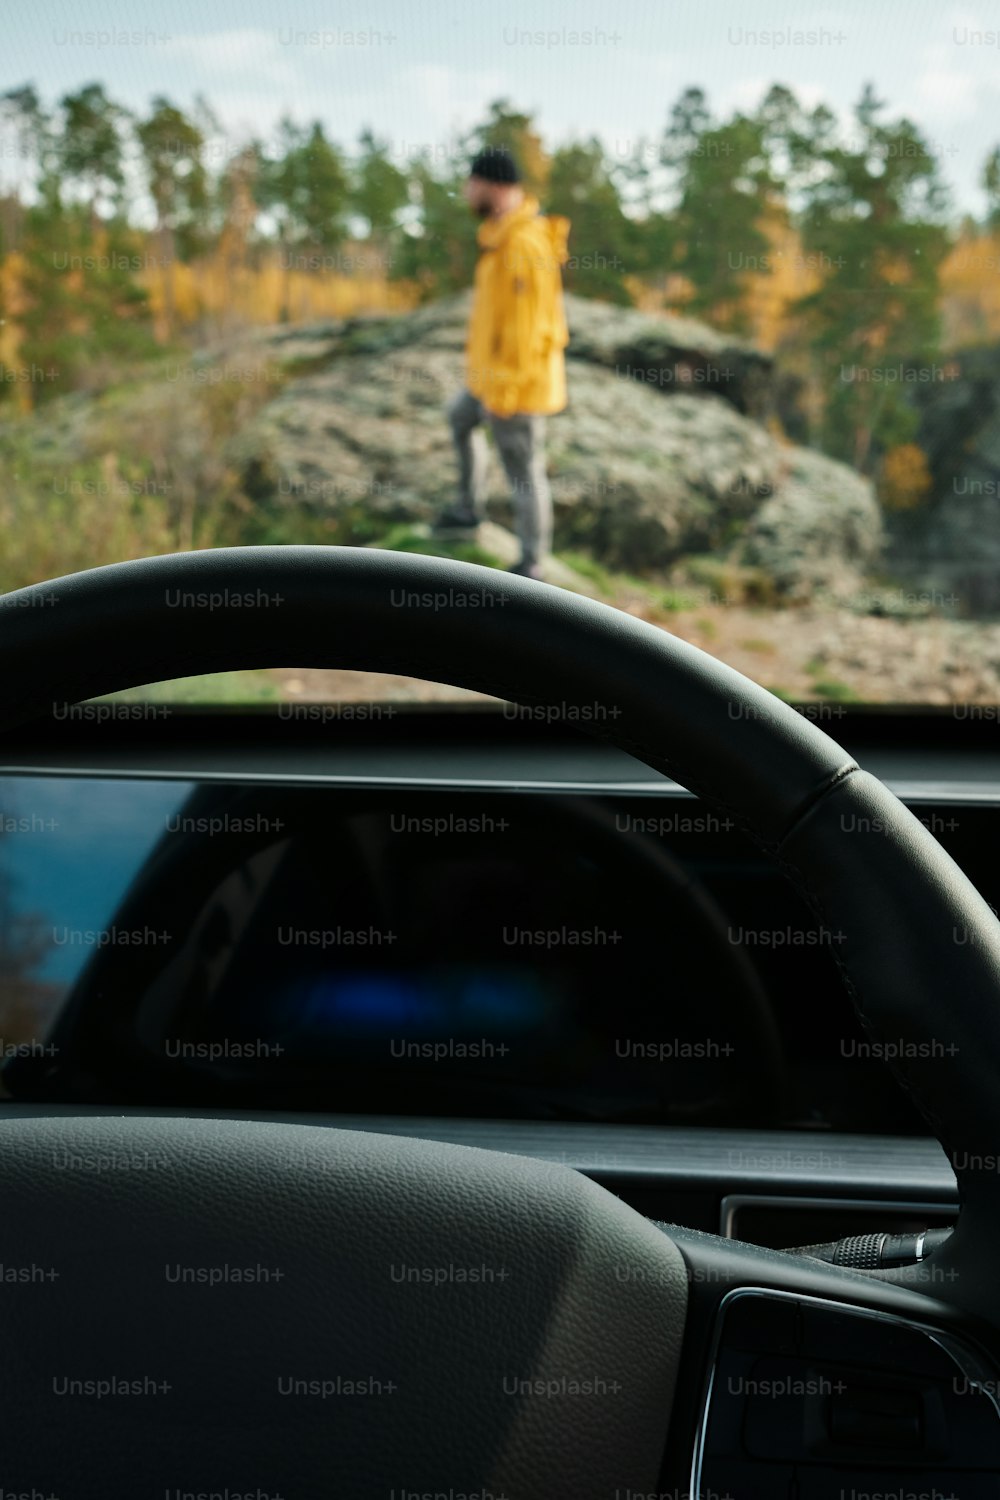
left=469, top=145, right=521, bottom=184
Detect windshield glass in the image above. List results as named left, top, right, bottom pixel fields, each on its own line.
left=2, top=1, right=998, bottom=708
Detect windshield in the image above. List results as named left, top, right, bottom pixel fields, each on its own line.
left=2, top=1, right=998, bottom=709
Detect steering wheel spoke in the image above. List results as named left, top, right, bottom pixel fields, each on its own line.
left=660, top=1224, right=1000, bottom=1494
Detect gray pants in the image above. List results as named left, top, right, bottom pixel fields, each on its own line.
left=447, top=389, right=552, bottom=568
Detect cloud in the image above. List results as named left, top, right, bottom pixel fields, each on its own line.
left=718, top=76, right=828, bottom=119
left=912, top=62, right=982, bottom=122
left=163, top=28, right=299, bottom=87
left=402, top=63, right=510, bottom=136
left=907, top=5, right=993, bottom=123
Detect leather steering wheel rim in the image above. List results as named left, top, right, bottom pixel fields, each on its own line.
left=2, top=543, right=999, bottom=1493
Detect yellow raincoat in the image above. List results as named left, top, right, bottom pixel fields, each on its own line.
left=466, top=195, right=571, bottom=418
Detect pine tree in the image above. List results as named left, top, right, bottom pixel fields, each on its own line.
left=259, top=119, right=350, bottom=320
left=393, top=152, right=476, bottom=300
left=136, top=98, right=208, bottom=338
left=57, top=83, right=129, bottom=234
left=983, top=146, right=1000, bottom=230
left=1, top=86, right=154, bottom=403
left=664, top=95, right=779, bottom=333
left=546, top=139, right=634, bottom=303
left=16, top=199, right=156, bottom=402
left=793, top=84, right=950, bottom=471
left=351, top=127, right=410, bottom=272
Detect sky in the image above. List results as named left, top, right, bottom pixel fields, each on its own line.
left=3, top=0, right=1000, bottom=216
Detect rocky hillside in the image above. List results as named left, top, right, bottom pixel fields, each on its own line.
left=15, top=290, right=1000, bottom=704
left=0, top=290, right=883, bottom=603
left=227, top=291, right=882, bottom=601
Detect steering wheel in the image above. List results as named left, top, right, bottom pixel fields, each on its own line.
left=1, top=545, right=998, bottom=1496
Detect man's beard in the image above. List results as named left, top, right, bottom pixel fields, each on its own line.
left=472, top=201, right=492, bottom=218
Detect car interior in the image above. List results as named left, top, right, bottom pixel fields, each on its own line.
left=3, top=4, right=1000, bottom=1497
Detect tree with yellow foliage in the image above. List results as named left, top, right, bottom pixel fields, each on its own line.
left=880, top=442, right=933, bottom=510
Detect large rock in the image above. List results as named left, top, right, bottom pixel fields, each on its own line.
left=241, top=290, right=777, bottom=418
left=227, top=293, right=880, bottom=596
left=738, top=446, right=885, bottom=601
left=0, top=291, right=881, bottom=601
left=562, top=294, right=776, bottom=420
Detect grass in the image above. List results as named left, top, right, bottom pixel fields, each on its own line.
left=809, top=678, right=861, bottom=702
left=95, top=670, right=282, bottom=704
left=660, top=588, right=704, bottom=612
left=766, top=678, right=861, bottom=705
left=375, top=525, right=504, bottom=569
left=802, top=653, right=860, bottom=702
left=0, top=353, right=296, bottom=592
left=0, top=457, right=177, bottom=594
left=554, top=550, right=614, bottom=592
left=677, top=554, right=780, bottom=609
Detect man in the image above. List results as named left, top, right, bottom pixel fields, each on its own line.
left=436, top=145, right=570, bottom=580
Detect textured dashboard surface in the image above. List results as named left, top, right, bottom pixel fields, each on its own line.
left=0, top=1106, right=959, bottom=1197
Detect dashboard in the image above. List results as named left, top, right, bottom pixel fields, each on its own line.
left=1, top=702, right=993, bottom=1248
